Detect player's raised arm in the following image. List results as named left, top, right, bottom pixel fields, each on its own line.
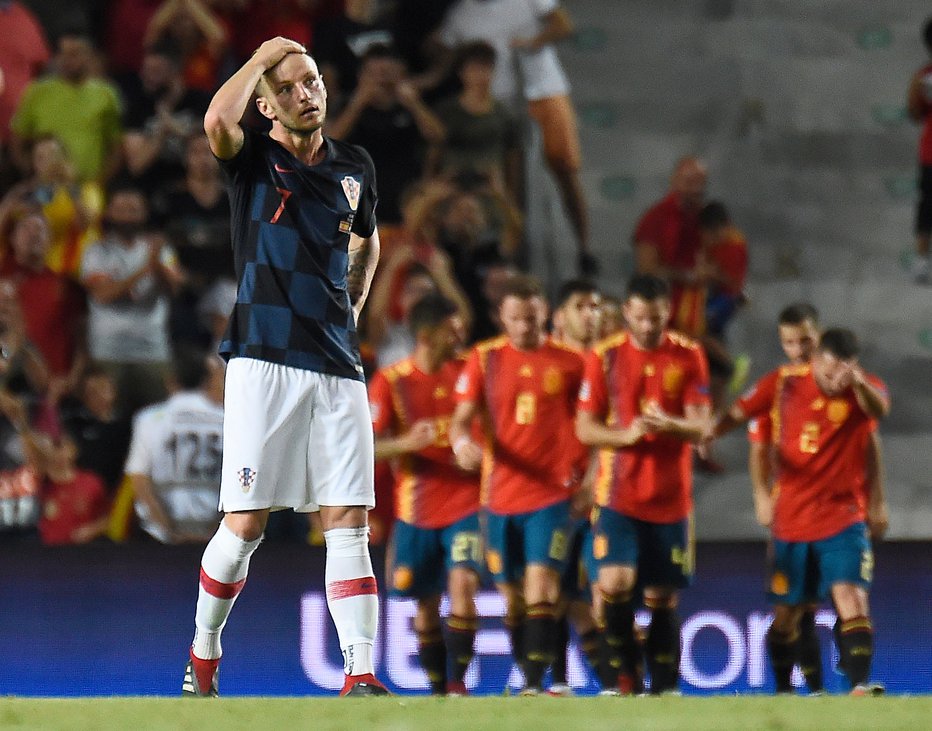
left=203, top=36, right=306, bottom=159
left=347, top=229, right=381, bottom=320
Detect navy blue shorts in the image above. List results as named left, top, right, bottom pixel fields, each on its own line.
left=485, top=500, right=573, bottom=585
left=767, top=522, right=873, bottom=605
left=388, top=513, right=482, bottom=598
left=591, top=506, right=693, bottom=589
left=560, top=518, right=594, bottom=600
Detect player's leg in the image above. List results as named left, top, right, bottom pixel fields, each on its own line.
left=549, top=522, right=585, bottom=694
left=185, top=509, right=268, bottom=696
left=486, top=511, right=527, bottom=679
left=312, top=376, right=385, bottom=695
left=766, top=538, right=810, bottom=694
left=388, top=520, right=447, bottom=694
left=797, top=604, right=825, bottom=693
left=185, top=357, right=287, bottom=697
left=442, top=515, right=482, bottom=695
left=639, top=518, right=694, bottom=694
left=521, top=501, right=572, bottom=694
left=819, top=523, right=878, bottom=694
left=592, top=507, right=640, bottom=694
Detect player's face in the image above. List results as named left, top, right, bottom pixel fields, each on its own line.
left=812, top=349, right=856, bottom=396
left=559, top=291, right=602, bottom=347
left=427, top=315, right=464, bottom=361
left=623, top=295, right=669, bottom=350
left=599, top=299, right=624, bottom=337
left=500, top=295, right=545, bottom=350
left=258, top=54, right=327, bottom=135
left=779, top=321, right=819, bottom=364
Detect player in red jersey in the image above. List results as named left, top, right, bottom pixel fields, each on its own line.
left=368, top=293, right=481, bottom=696
left=549, top=279, right=602, bottom=694
left=576, top=274, right=711, bottom=695
left=449, top=274, right=587, bottom=695
left=715, top=328, right=890, bottom=695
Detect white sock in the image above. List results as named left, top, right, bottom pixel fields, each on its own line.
left=192, top=522, right=262, bottom=660
left=324, top=526, right=379, bottom=676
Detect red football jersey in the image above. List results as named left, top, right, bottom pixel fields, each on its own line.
left=369, top=357, right=480, bottom=529
left=455, top=337, right=585, bottom=516
left=736, top=364, right=888, bottom=542
left=578, top=331, right=710, bottom=523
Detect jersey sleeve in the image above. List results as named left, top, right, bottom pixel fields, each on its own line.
left=683, top=345, right=711, bottom=407
left=367, top=370, right=395, bottom=436
left=863, top=373, right=891, bottom=414
left=747, top=415, right=772, bottom=444
left=215, top=124, right=257, bottom=177
left=350, top=145, right=378, bottom=237
left=577, top=350, right=608, bottom=417
left=124, top=411, right=154, bottom=476
left=454, top=348, right=484, bottom=405
left=735, top=370, right=779, bottom=420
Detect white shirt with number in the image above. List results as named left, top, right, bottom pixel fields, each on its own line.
left=441, top=0, right=570, bottom=103
left=124, top=391, right=224, bottom=542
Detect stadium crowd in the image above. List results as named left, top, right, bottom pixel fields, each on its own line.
left=0, top=0, right=900, bottom=698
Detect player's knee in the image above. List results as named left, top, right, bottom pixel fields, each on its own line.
left=831, top=583, right=869, bottom=620
left=598, top=565, right=636, bottom=596
left=223, top=512, right=267, bottom=542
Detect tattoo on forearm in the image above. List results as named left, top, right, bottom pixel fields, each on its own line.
left=347, top=239, right=372, bottom=306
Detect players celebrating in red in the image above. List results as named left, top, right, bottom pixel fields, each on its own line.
left=576, top=274, right=712, bottom=695
left=715, top=328, right=890, bottom=695
left=450, top=274, right=586, bottom=695
left=368, top=294, right=481, bottom=695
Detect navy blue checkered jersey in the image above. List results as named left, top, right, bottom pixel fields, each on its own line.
left=217, top=126, right=377, bottom=382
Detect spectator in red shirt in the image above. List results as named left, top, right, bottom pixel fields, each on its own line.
left=0, top=2, right=51, bottom=149
left=633, top=157, right=714, bottom=338
left=907, top=17, right=932, bottom=284
left=37, top=429, right=111, bottom=545
left=0, top=208, right=87, bottom=401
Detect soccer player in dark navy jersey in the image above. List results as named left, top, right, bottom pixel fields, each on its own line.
left=182, top=37, right=387, bottom=698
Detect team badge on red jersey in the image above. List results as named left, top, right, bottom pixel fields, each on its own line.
left=341, top=176, right=360, bottom=211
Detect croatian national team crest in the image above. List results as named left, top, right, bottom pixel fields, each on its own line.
left=237, top=467, right=257, bottom=492
left=340, top=175, right=360, bottom=211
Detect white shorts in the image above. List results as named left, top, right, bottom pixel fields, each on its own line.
left=219, top=357, right=374, bottom=513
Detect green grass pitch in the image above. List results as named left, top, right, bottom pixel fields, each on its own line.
left=1, top=696, right=929, bottom=731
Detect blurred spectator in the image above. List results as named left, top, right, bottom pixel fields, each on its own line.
left=105, top=0, right=165, bottom=82
left=439, top=0, right=596, bottom=275
left=144, top=0, right=229, bottom=93
left=219, top=0, right=320, bottom=67
left=152, top=132, right=232, bottom=346
left=314, top=0, right=396, bottom=107
left=59, top=366, right=132, bottom=494
left=428, top=42, right=522, bottom=205
left=367, top=247, right=471, bottom=367
left=80, top=182, right=184, bottom=414
left=120, top=41, right=212, bottom=193
left=0, top=209, right=87, bottom=401
left=35, top=428, right=111, bottom=545
left=907, top=16, right=932, bottom=284
left=10, top=30, right=123, bottom=183
left=698, top=201, right=747, bottom=342
left=0, top=2, right=51, bottom=152
left=0, top=136, right=102, bottom=278
left=327, top=44, right=445, bottom=227
left=390, top=0, right=459, bottom=84
left=0, top=278, right=50, bottom=397
left=0, top=390, right=41, bottom=538
left=633, top=156, right=712, bottom=338
left=196, top=278, right=237, bottom=353
left=124, top=348, right=224, bottom=544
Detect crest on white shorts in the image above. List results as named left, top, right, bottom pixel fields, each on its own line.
left=341, top=176, right=360, bottom=211
left=237, top=467, right=257, bottom=492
